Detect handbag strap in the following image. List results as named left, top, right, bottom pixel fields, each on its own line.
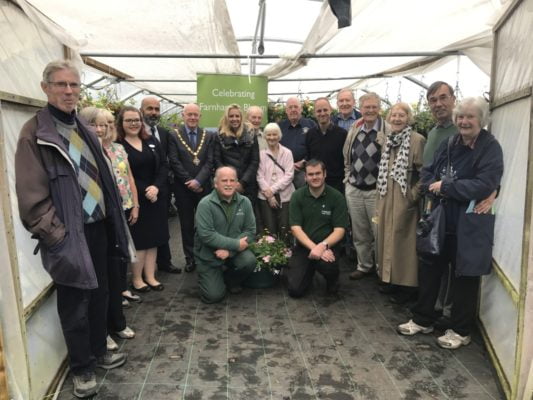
left=445, top=135, right=454, bottom=177
left=267, top=153, right=286, bottom=173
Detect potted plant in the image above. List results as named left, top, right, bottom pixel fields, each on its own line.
left=244, top=231, right=292, bottom=289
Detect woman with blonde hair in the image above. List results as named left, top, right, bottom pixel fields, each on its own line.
left=214, top=104, right=260, bottom=205
left=375, top=102, right=426, bottom=304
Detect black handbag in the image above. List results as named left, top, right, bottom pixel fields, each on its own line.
left=416, top=199, right=446, bottom=256
left=416, top=136, right=454, bottom=256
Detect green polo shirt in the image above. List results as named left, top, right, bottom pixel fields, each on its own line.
left=289, top=184, right=348, bottom=244
left=423, top=121, right=458, bottom=166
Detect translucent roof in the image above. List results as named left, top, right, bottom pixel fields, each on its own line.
left=21, top=0, right=510, bottom=107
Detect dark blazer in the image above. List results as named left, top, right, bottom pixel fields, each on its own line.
left=155, top=125, right=172, bottom=157
left=168, top=126, right=215, bottom=189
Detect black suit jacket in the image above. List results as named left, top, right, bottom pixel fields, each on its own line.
left=155, top=125, right=172, bottom=157
left=168, top=126, right=215, bottom=189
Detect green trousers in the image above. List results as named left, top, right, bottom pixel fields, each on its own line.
left=197, top=249, right=256, bottom=303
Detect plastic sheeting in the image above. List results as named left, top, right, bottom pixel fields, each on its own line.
left=20, top=0, right=509, bottom=103
left=0, top=0, right=68, bottom=100
left=480, top=270, right=518, bottom=381
left=491, top=98, right=530, bottom=288
left=492, top=0, right=533, bottom=100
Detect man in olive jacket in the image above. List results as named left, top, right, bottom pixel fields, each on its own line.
left=194, top=166, right=256, bottom=303
left=15, top=60, right=131, bottom=398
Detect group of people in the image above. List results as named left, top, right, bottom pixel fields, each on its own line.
left=15, top=60, right=503, bottom=399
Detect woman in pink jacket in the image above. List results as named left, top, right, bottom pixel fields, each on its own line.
left=257, top=123, right=295, bottom=242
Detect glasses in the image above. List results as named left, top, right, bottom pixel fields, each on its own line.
left=428, top=94, right=452, bottom=105
left=48, top=81, right=81, bottom=90
left=124, top=119, right=141, bottom=125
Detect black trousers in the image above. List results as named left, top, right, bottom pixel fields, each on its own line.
left=287, top=244, right=340, bottom=298
left=56, top=220, right=109, bottom=375
left=157, top=184, right=173, bottom=267
left=258, top=199, right=290, bottom=242
left=412, top=234, right=480, bottom=336
left=174, top=184, right=204, bottom=264
left=107, top=257, right=127, bottom=332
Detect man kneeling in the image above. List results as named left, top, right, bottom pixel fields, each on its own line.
left=288, top=159, right=348, bottom=297
left=194, top=166, right=256, bottom=303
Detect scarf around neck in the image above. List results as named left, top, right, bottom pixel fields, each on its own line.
left=377, top=126, right=411, bottom=197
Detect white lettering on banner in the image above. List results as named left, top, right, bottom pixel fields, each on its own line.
left=211, top=89, right=256, bottom=101
left=199, top=103, right=227, bottom=112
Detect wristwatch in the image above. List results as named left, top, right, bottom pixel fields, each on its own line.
left=321, top=241, right=329, bottom=249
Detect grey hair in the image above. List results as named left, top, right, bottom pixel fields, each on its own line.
left=453, top=97, right=490, bottom=128
left=214, top=166, right=238, bottom=182
left=263, top=122, right=282, bottom=139
left=42, top=60, right=80, bottom=83
left=337, top=88, right=354, bottom=100
left=359, top=92, right=381, bottom=107
left=79, top=106, right=101, bottom=124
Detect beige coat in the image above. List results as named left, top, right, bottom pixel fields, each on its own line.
left=375, top=131, right=426, bottom=287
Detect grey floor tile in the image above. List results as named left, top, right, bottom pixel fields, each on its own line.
left=94, top=383, right=143, bottom=399
left=54, top=220, right=505, bottom=400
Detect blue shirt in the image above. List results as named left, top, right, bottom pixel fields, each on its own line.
left=331, top=108, right=362, bottom=132
left=279, top=117, right=317, bottom=162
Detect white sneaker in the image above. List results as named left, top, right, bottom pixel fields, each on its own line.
left=116, top=326, right=135, bottom=339
left=437, top=329, right=471, bottom=349
left=397, top=319, right=434, bottom=336
left=106, top=335, right=118, bottom=351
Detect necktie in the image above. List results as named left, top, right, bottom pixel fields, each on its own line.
left=189, top=131, right=196, bottom=148
left=151, top=126, right=160, bottom=141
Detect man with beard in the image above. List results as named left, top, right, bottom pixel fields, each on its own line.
left=194, top=167, right=256, bottom=303
left=140, top=96, right=181, bottom=274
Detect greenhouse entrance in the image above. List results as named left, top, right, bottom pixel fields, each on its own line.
left=52, top=218, right=503, bottom=400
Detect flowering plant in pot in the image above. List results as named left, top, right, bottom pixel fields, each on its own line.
left=250, top=231, right=292, bottom=275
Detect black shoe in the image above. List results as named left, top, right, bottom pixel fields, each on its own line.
left=184, top=263, right=196, bottom=273
left=159, top=263, right=182, bottom=274
left=131, top=283, right=151, bottom=293
left=378, top=283, right=398, bottom=294
left=389, top=289, right=417, bottom=305
left=147, top=282, right=164, bottom=291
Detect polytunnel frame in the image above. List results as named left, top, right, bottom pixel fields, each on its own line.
left=479, top=0, right=533, bottom=398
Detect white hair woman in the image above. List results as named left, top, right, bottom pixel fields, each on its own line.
left=398, top=97, right=504, bottom=349
left=256, top=122, right=295, bottom=241
left=375, top=102, right=426, bottom=304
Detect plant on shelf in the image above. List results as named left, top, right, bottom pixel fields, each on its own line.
left=250, top=231, right=292, bottom=275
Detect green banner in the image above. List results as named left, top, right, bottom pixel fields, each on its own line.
left=197, top=73, right=268, bottom=128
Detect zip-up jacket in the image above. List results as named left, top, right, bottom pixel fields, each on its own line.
left=194, top=190, right=256, bottom=267
left=15, top=106, right=133, bottom=289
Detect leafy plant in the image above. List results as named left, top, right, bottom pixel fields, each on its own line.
left=250, top=231, right=292, bottom=274
left=159, top=113, right=183, bottom=131
left=79, top=87, right=134, bottom=115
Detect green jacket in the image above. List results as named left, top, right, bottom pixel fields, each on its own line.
left=194, top=190, right=256, bottom=266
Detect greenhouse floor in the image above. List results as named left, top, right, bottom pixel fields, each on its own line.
left=55, top=217, right=504, bottom=400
